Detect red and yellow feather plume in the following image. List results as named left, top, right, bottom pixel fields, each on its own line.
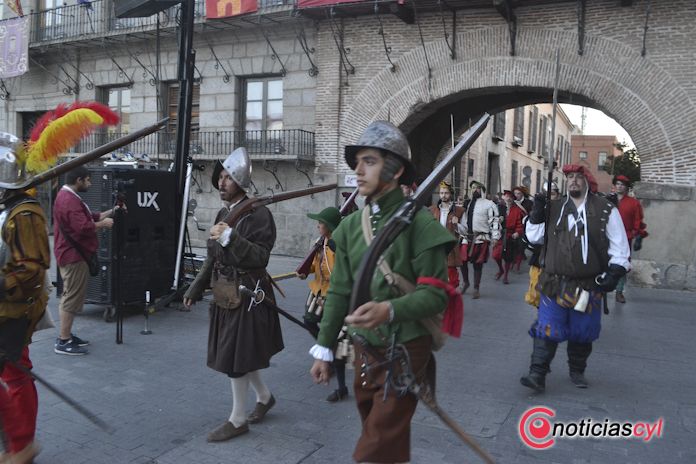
left=23, top=102, right=120, bottom=174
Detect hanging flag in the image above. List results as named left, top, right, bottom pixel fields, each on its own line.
left=205, top=0, right=257, bottom=19
left=6, top=0, right=24, bottom=17
left=0, top=16, right=29, bottom=79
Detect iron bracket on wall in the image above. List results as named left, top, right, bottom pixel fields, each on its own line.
left=249, top=179, right=260, bottom=196
left=63, top=59, right=95, bottom=91
left=194, top=63, right=203, bottom=82
left=328, top=8, right=355, bottom=80
left=295, top=23, right=319, bottom=77
left=438, top=0, right=456, bottom=60
left=260, top=23, right=288, bottom=77
left=294, top=160, right=315, bottom=191
left=30, top=58, right=75, bottom=95
left=206, top=40, right=231, bottom=83
left=494, top=0, right=517, bottom=56
left=129, top=50, right=158, bottom=86
left=101, top=40, right=135, bottom=87
left=577, top=0, right=586, bottom=55
left=641, top=0, right=651, bottom=57
left=374, top=1, right=396, bottom=72
left=57, top=63, right=81, bottom=94
left=263, top=159, right=285, bottom=192
left=412, top=1, right=432, bottom=80
left=0, top=79, right=10, bottom=100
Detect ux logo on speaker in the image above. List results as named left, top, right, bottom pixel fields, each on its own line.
left=137, top=192, right=160, bottom=211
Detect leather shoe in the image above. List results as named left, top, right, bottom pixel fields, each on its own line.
left=569, top=371, right=589, bottom=388
left=207, top=421, right=249, bottom=442
left=248, top=394, right=275, bottom=424
left=520, top=373, right=546, bottom=393
left=326, top=387, right=348, bottom=402
left=615, top=291, right=626, bottom=303
left=472, top=289, right=480, bottom=299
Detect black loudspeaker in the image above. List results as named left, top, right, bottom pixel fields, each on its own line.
left=114, top=0, right=181, bottom=18
left=79, top=167, right=178, bottom=305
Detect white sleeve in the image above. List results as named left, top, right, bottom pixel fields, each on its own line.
left=456, top=222, right=467, bottom=236
left=309, top=344, right=334, bottom=362
left=525, top=221, right=545, bottom=245
left=607, top=208, right=631, bottom=270
left=217, top=227, right=233, bottom=247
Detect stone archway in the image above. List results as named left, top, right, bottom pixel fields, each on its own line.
left=340, top=26, right=696, bottom=186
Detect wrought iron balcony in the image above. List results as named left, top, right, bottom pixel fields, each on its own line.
left=21, top=0, right=293, bottom=46
left=72, top=128, right=315, bottom=162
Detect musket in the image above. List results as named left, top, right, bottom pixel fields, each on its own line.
left=13, top=118, right=169, bottom=193
left=295, top=186, right=359, bottom=276
left=348, top=113, right=495, bottom=464
left=542, top=49, right=562, bottom=259
left=219, top=183, right=337, bottom=228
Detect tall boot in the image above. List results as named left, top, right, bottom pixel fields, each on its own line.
left=495, top=260, right=504, bottom=280
left=460, top=265, right=470, bottom=294
left=567, top=342, right=593, bottom=388
left=503, top=261, right=512, bottom=284
left=472, top=264, right=483, bottom=299
left=520, top=338, right=558, bottom=393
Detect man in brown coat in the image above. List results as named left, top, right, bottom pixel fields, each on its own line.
left=429, top=180, right=465, bottom=290
left=184, top=148, right=284, bottom=442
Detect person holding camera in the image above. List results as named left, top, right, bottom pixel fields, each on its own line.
left=519, top=165, right=630, bottom=392
left=53, top=166, right=117, bottom=356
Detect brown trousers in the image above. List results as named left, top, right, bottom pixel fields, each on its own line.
left=352, top=336, right=432, bottom=463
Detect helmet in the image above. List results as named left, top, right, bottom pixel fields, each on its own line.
left=344, top=120, right=415, bottom=185
left=212, top=147, right=251, bottom=191
left=0, top=132, right=28, bottom=190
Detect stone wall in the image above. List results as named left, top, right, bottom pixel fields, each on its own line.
left=630, top=182, right=696, bottom=290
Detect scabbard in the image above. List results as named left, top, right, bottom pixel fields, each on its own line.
left=351, top=334, right=495, bottom=464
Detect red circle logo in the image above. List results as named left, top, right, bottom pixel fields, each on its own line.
left=519, top=406, right=556, bottom=449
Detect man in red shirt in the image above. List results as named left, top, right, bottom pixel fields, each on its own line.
left=612, top=175, right=647, bottom=303
left=502, top=190, right=526, bottom=284
left=53, top=166, right=115, bottom=355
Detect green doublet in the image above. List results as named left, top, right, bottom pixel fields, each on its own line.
left=317, top=188, right=456, bottom=348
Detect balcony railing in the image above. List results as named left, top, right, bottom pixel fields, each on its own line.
left=72, top=129, right=315, bottom=162
left=21, top=0, right=293, bottom=45
left=26, top=0, right=206, bottom=45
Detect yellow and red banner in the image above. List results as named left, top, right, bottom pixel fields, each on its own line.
left=205, top=0, right=257, bottom=19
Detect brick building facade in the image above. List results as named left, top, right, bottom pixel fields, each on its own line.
left=0, top=0, right=694, bottom=287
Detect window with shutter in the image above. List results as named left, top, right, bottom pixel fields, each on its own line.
left=166, top=82, right=200, bottom=135
left=511, top=160, right=518, bottom=189
left=528, top=107, right=538, bottom=153
left=512, top=107, right=524, bottom=146
left=536, top=169, right=541, bottom=193
left=539, top=116, right=547, bottom=159
left=492, top=112, right=505, bottom=141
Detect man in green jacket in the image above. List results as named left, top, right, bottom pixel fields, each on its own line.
left=309, top=121, right=455, bottom=463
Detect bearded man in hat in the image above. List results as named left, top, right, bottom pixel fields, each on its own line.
left=520, top=165, right=630, bottom=392
left=309, top=120, right=456, bottom=463
left=611, top=175, right=648, bottom=304
left=183, top=148, right=284, bottom=442
left=429, top=180, right=465, bottom=290
left=0, top=133, right=51, bottom=464
left=459, top=180, right=501, bottom=299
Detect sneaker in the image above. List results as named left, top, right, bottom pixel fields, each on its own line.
left=54, top=338, right=88, bottom=356
left=70, top=333, right=90, bottom=347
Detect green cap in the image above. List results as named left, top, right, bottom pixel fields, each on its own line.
left=307, top=207, right=342, bottom=232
